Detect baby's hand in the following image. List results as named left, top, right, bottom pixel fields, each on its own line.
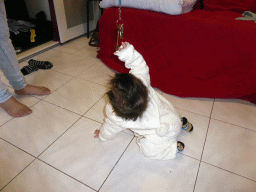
left=118, top=42, right=129, bottom=51
left=94, top=129, right=100, bottom=138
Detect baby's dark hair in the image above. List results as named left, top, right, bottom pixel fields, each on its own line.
left=107, top=73, right=149, bottom=121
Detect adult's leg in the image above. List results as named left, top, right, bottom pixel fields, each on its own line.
left=0, top=0, right=27, bottom=93
left=0, top=1, right=49, bottom=117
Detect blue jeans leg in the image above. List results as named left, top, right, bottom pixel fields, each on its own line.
left=0, top=0, right=27, bottom=103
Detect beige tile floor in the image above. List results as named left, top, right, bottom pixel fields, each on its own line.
left=1, top=36, right=256, bottom=192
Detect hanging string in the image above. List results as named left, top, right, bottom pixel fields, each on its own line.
left=118, top=0, right=122, bottom=20
left=117, top=0, right=123, bottom=25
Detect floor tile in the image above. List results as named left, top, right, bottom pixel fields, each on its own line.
left=0, top=88, right=40, bottom=126
left=0, top=110, right=12, bottom=127
left=22, top=70, right=73, bottom=98
left=202, top=119, right=256, bottom=181
left=39, top=117, right=133, bottom=190
left=52, top=36, right=89, bottom=54
left=100, top=139, right=200, bottom=192
left=0, top=100, right=81, bottom=156
left=44, top=78, right=107, bottom=115
left=177, top=109, right=210, bottom=160
left=84, top=95, right=108, bottom=123
left=0, top=139, right=34, bottom=190
left=72, top=46, right=100, bottom=60
left=212, top=99, right=256, bottom=131
left=195, top=162, right=256, bottom=192
left=1, top=159, right=96, bottom=192
left=77, top=61, right=115, bottom=86
left=162, top=93, right=214, bottom=117
left=31, top=49, right=96, bottom=77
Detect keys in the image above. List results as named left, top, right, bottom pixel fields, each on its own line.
left=116, top=24, right=124, bottom=51
left=119, top=24, right=124, bottom=39
left=116, top=28, right=120, bottom=51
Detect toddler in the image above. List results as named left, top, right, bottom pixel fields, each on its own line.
left=94, top=42, right=193, bottom=160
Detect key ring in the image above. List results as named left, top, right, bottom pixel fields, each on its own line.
left=116, top=6, right=124, bottom=26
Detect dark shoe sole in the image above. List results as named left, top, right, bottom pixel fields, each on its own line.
left=177, top=141, right=185, bottom=151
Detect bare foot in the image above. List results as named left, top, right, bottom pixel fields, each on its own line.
left=15, top=84, right=51, bottom=96
left=0, top=97, right=32, bottom=117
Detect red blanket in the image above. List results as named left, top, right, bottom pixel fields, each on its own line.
left=97, top=8, right=256, bottom=104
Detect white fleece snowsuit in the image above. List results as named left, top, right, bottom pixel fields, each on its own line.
left=99, top=44, right=182, bottom=160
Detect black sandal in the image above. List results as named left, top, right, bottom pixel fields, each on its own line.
left=181, top=117, right=193, bottom=132
left=89, top=22, right=100, bottom=47
left=177, top=141, right=185, bottom=151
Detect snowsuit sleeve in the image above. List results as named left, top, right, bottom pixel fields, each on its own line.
left=99, top=104, right=125, bottom=141
left=114, top=44, right=150, bottom=87
left=99, top=118, right=123, bottom=141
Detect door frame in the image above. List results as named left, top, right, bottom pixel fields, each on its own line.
left=48, top=0, right=101, bottom=43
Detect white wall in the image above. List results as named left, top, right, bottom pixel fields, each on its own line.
left=24, top=0, right=51, bottom=21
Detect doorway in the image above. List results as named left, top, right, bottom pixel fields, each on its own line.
left=49, top=0, right=101, bottom=43
left=4, top=0, right=58, bottom=61
left=4, top=0, right=100, bottom=61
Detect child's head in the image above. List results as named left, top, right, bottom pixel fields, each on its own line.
left=107, top=73, right=148, bottom=121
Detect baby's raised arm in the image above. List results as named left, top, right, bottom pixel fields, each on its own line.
left=114, top=42, right=150, bottom=87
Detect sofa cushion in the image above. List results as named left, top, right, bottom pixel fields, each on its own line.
left=100, top=0, right=184, bottom=15
left=203, top=0, right=256, bottom=13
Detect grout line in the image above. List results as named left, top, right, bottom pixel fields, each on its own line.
left=175, top=107, right=211, bottom=118
left=75, top=76, right=109, bottom=88
left=46, top=68, right=110, bottom=89
left=82, top=116, right=104, bottom=125
left=0, top=138, right=36, bottom=158
left=201, top=161, right=256, bottom=183
left=98, top=136, right=135, bottom=191
left=37, top=116, right=83, bottom=158
left=178, top=152, right=201, bottom=162
left=210, top=118, right=256, bottom=133
left=39, top=76, right=76, bottom=100
left=27, top=96, right=44, bottom=108
left=73, top=77, right=108, bottom=88
left=43, top=69, right=76, bottom=79
left=36, top=159, right=98, bottom=192
left=0, top=95, right=42, bottom=129
left=72, top=62, right=98, bottom=78
left=193, top=98, right=215, bottom=192
left=49, top=74, right=108, bottom=90
left=82, top=93, right=106, bottom=116
left=0, top=159, right=37, bottom=191
left=0, top=117, right=14, bottom=128
left=36, top=100, right=83, bottom=117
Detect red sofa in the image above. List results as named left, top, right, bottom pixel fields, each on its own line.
left=97, top=0, right=256, bottom=104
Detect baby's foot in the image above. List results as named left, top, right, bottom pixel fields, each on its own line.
left=181, top=117, right=193, bottom=132
left=177, top=141, right=185, bottom=151
left=0, top=97, right=32, bottom=117
left=15, top=84, right=50, bottom=96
